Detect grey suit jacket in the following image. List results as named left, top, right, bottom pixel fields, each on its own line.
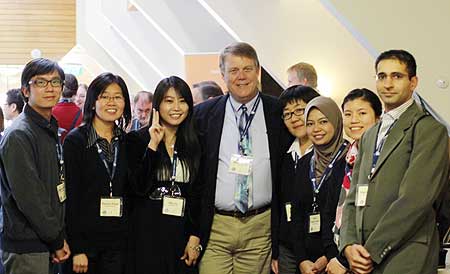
left=340, top=103, right=449, bottom=273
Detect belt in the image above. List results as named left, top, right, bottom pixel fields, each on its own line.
left=215, top=204, right=270, bottom=218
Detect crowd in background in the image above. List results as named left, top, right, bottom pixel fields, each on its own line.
left=0, top=41, right=449, bottom=274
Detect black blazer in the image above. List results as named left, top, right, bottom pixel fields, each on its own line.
left=193, top=93, right=291, bottom=251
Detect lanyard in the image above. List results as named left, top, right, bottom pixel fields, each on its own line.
left=294, top=152, right=300, bottom=172
left=230, top=95, right=261, bottom=143
left=96, top=139, right=119, bottom=197
left=370, top=121, right=397, bottom=176
left=170, top=150, right=178, bottom=183
left=56, top=133, right=64, bottom=180
left=309, top=141, right=349, bottom=195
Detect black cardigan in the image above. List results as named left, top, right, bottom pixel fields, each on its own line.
left=63, top=125, right=130, bottom=254
left=290, top=151, right=346, bottom=264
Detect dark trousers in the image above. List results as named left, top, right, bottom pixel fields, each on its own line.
left=66, top=249, right=125, bottom=274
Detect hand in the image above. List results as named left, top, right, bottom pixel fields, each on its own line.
left=313, top=256, right=328, bottom=272
left=52, top=240, right=70, bottom=263
left=271, top=259, right=279, bottom=274
left=180, top=235, right=201, bottom=266
left=325, top=258, right=347, bottom=274
left=72, top=253, right=89, bottom=273
left=299, top=260, right=318, bottom=274
left=344, top=244, right=373, bottom=274
left=148, top=109, right=165, bottom=151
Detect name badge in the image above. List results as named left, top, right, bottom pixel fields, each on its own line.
left=356, top=184, right=369, bottom=207
left=100, top=197, right=123, bottom=217
left=57, top=182, right=66, bottom=203
left=162, top=196, right=185, bottom=217
left=308, top=213, right=321, bottom=233
left=229, top=154, right=253, bottom=176
left=285, top=203, right=292, bottom=222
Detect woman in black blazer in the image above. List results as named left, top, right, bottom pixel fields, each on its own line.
left=272, top=85, right=320, bottom=274
left=64, top=73, right=132, bottom=274
left=126, top=76, right=201, bottom=274
left=291, top=96, right=348, bottom=274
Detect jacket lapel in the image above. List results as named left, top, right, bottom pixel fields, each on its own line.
left=370, top=104, right=419, bottom=177
left=206, top=94, right=229, bottom=162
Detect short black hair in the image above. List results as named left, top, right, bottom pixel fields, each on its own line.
left=6, top=88, right=25, bottom=114
left=83, top=72, right=132, bottom=130
left=341, top=88, right=383, bottom=118
left=375, top=49, right=417, bottom=78
left=62, top=73, right=78, bottom=98
left=279, top=84, right=320, bottom=107
left=20, top=58, right=65, bottom=103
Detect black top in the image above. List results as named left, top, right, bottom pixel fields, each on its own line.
left=126, top=127, right=200, bottom=274
left=272, top=148, right=300, bottom=259
left=63, top=125, right=130, bottom=254
left=0, top=105, right=65, bottom=253
left=291, top=151, right=346, bottom=264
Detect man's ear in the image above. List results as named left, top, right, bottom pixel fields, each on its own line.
left=10, top=103, right=17, bottom=112
left=21, top=86, right=30, bottom=99
left=410, top=76, right=418, bottom=91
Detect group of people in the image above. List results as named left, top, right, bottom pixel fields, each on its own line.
left=0, top=41, right=448, bottom=274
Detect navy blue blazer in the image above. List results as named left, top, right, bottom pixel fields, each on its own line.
left=192, top=92, right=291, bottom=253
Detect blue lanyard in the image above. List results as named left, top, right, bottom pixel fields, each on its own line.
left=170, top=150, right=178, bottom=183
left=56, top=133, right=64, bottom=180
left=230, top=95, right=261, bottom=143
left=370, top=121, right=396, bottom=176
left=96, top=139, right=119, bottom=197
left=309, top=141, right=349, bottom=195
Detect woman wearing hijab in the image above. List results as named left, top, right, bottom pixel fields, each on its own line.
left=291, top=96, right=349, bottom=274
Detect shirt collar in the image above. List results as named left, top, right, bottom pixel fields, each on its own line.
left=23, top=104, right=59, bottom=138
left=381, top=98, right=414, bottom=122
left=86, top=124, right=122, bottom=148
left=228, top=92, right=260, bottom=114
left=287, top=138, right=313, bottom=158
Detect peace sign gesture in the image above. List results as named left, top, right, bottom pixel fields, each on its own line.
left=148, top=108, right=165, bottom=151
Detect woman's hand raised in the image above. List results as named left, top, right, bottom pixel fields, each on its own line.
left=148, top=108, right=165, bottom=151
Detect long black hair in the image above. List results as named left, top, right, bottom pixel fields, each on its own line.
left=151, top=76, right=200, bottom=182
left=83, top=72, right=132, bottom=130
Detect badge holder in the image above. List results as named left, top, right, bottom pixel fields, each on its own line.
left=100, top=196, right=123, bottom=217
left=308, top=197, right=321, bottom=233
left=161, top=151, right=186, bottom=217
left=162, top=182, right=185, bottom=217
left=285, top=202, right=292, bottom=222
left=57, top=174, right=66, bottom=203
left=356, top=183, right=369, bottom=207
left=229, top=154, right=253, bottom=176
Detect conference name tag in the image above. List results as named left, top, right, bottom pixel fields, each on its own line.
left=57, top=182, right=66, bottom=203
left=285, top=203, right=292, bottom=222
left=162, top=196, right=185, bottom=217
left=308, top=213, right=321, bottom=233
left=356, top=184, right=369, bottom=207
left=100, top=197, right=123, bottom=217
left=229, top=154, right=253, bottom=176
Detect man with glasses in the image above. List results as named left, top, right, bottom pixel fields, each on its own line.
left=129, top=90, right=153, bottom=131
left=340, top=49, right=449, bottom=273
left=0, top=58, right=70, bottom=274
